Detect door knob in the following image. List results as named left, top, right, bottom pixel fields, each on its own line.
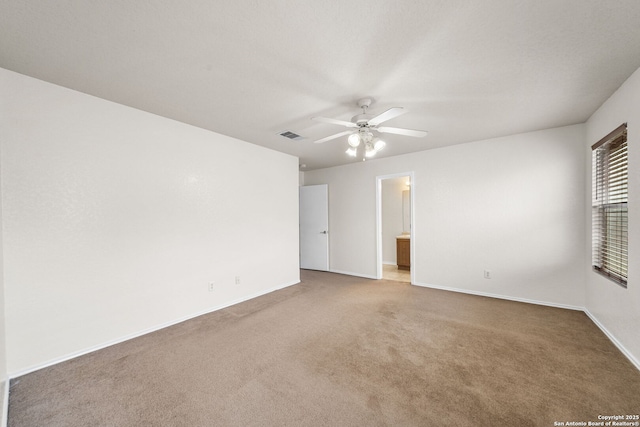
left=321, top=230, right=327, bottom=234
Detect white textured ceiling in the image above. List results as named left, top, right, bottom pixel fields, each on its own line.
left=2, top=1, right=640, bottom=170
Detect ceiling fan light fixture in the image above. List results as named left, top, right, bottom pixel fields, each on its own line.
left=365, top=142, right=377, bottom=158
left=312, top=97, right=427, bottom=161
left=345, top=147, right=358, bottom=157
left=362, top=130, right=374, bottom=143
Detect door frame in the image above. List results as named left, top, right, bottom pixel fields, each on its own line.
left=376, top=172, right=415, bottom=284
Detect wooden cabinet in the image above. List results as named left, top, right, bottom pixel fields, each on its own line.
left=396, top=237, right=410, bottom=271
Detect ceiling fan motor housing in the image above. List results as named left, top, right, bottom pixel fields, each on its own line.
left=351, top=113, right=374, bottom=125
left=352, top=97, right=374, bottom=125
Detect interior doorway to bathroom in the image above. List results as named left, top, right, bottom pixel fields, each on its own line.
left=376, top=173, right=414, bottom=284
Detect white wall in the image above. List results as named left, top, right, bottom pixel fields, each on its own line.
left=0, top=68, right=300, bottom=375
left=0, top=136, right=7, bottom=421
left=382, top=177, right=408, bottom=264
left=304, top=124, right=586, bottom=307
left=585, top=66, right=640, bottom=365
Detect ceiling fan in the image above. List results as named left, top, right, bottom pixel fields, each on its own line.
left=312, top=98, right=428, bottom=158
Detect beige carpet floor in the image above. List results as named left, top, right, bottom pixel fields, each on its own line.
left=8, top=270, right=640, bottom=426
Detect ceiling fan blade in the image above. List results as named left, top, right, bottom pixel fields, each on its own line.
left=314, top=130, right=354, bottom=144
left=367, top=107, right=407, bottom=126
left=377, top=126, right=428, bottom=137
left=311, top=116, right=358, bottom=128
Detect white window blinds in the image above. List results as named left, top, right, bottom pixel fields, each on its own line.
left=592, top=123, right=628, bottom=287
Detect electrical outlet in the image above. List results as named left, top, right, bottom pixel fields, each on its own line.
left=208, top=282, right=215, bottom=292
left=235, top=276, right=241, bottom=285
left=484, top=270, right=491, bottom=279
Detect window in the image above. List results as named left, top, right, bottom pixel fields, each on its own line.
left=592, top=123, right=628, bottom=287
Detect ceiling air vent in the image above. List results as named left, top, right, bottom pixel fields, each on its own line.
left=279, top=130, right=304, bottom=141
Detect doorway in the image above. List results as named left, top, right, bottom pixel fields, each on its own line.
left=376, top=173, right=414, bottom=284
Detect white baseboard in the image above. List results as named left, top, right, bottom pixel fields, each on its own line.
left=8, top=279, right=301, bottom=379
left=7, top=273, right=639, bottom=391
left=329, top=269, right=378, bottom=280
left=412, top=281, right=584, bottom=311
left=584, top=309, right=640, bottom=371
left=2, top=379, right=8, bottom=427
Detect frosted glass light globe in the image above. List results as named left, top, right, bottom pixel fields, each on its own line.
left=365, top=143, right=376, bottom=158
left=348, top=133, right=361, bottom=147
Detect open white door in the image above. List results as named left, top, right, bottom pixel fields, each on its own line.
left=299, top=184, right=329, bottom=271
